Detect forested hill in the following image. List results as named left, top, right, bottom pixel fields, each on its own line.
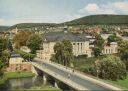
left=10, top=23, right=58, bottom=29
left=0, top=26, right=10, bottom=31
left=63, top=15, right=128, bottom=25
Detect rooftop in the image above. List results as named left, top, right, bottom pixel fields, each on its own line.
left=44, top=31, right=89, bottom=42
left=11, top=51, right=21, bottom=58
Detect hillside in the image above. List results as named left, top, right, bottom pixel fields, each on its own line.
left=63, top=15, right=128, bottom=25
left=0, top=26, right=10, bottom=31
left=10, top=23, right=58, bottom=29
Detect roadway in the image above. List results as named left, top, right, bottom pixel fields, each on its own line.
left=33, top=58, right=121, bottom=90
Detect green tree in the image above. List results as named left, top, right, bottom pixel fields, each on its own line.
left=26, top=34, right=43, bottom=54
left=92, top=33, right=104, bottom=57
left=0, top=37, right=6, bottom=56
left=93, top=33, right=105, bottom=49
left=1, top=50, right=11, bottom=67
left=92, top=56, right=127, bottom=80
left=108, top=34, right=117, bottom=43
left=93, top=47, right=102, bottom=57
left=51, top=39, right=73, bottom=67
left=118, top=40, right=128, bottom=70
left=0, top=60, right=4, bottom=76
left=0, top=37, right=10, bottom=76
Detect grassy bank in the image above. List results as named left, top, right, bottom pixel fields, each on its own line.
left=108, top=76, right=128, bottom=89
left=0, top=71, right=35, bottom=85
left=30, top=85, right=61, bottom=90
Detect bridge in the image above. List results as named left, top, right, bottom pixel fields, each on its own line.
left=32, top=58, right=122, bottom=90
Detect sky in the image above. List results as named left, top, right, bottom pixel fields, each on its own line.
left=0, top=0, right=128, bottom=26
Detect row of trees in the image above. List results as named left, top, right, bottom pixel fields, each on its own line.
left=13, top=31, right=43, bottom=54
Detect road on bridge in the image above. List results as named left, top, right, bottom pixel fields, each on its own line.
left=33, top=58, right=121, bottom=90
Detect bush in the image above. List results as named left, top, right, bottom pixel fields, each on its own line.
left=76, top=54, right=88, bottom=58
left=16, top=50, right=36, bottom=61
left=92, top=56, right=127, bottom=81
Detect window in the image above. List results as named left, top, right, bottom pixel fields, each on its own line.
left=106, top=49, right=108, bottom=54
left=73, top=43, right=75, bottom=45
left=81, top=43, right=82, bottom=51
left=109, top=49, right=111, bottom=53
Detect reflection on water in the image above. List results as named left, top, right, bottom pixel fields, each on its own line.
left=0, top=75, right=72, bottom=91
left=0, top=76, right=48, bottom=91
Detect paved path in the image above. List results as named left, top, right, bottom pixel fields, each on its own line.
left=33, top=58, right=122, bottom=90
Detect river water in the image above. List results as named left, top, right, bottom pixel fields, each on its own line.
left=0, top=76, right=50, bottom=91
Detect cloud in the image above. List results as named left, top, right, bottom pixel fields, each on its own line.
left=113, top=1, right=128, bottom=12
left=80, top=1, right=128, bottom=15
left=84, top=4, right=99, bottom=12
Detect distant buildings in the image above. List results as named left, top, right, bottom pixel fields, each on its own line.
left=37, top=29, right=119, bottom=60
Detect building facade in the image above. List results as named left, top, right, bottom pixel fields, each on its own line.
left=37, top=31, right=92, bottom=61
left=102, top=42, right=118, bottom=54
left=8, top=52, right=32, bottom=72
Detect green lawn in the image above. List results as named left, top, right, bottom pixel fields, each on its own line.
left=108, top=76, right=128, bottom=89
left=0, top=71, right=35, bottom=85
left=30, top=85, right=61, bottom=90
left=72, top=57, right=96, bottom=72
left=5, top=71, right=35, bottom=79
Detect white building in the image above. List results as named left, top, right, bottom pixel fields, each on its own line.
left=37, top=31, right=92, bottom=61
left=102, top=42, right=118, bottom=54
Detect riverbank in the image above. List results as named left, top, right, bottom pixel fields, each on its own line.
left=30, top=85, right=61, bottom=90
left=0, top=71, right=35, bottom=85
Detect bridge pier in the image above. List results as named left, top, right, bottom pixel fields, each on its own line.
left=43, top=74, right=47, bottom=85
left=54, top=80, right=58, bottom=88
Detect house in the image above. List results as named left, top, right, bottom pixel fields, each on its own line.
left=102, top=42, right=118, bottom=54
left=8, top=52, right=32, bottom=72
left=37, top=31, right=92, bottom=61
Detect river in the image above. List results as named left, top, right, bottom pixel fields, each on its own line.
left=0, top=76, right=51, bottom=91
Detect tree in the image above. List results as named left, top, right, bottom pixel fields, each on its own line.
left=1, top=50, right=11, bottom=67
left=93, top=47, right=102, bottom=57
left=0, top=37, right=10, bottom=76
left=92, top=56, right=127, bottom=80
left=0, top=37, right=6, bottom=56
left=118, top=40, right=128, bottom=70
left=0, top=60, right=4, bottom=76
left=108, top=34, right=117, bottom=43
left=13, top=31, right=32, bottom=48
left=26, top=34, right=43, bottom=54
left=51, top=39, right=73, bottom=67
left=93, top=33, right=105, bottom=49
left=92, top=33, right=105, bottom=57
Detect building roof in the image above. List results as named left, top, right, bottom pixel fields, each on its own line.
left=44, top=31, right=89, bottom=42
left=11, top=51, right=21, bottom=58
